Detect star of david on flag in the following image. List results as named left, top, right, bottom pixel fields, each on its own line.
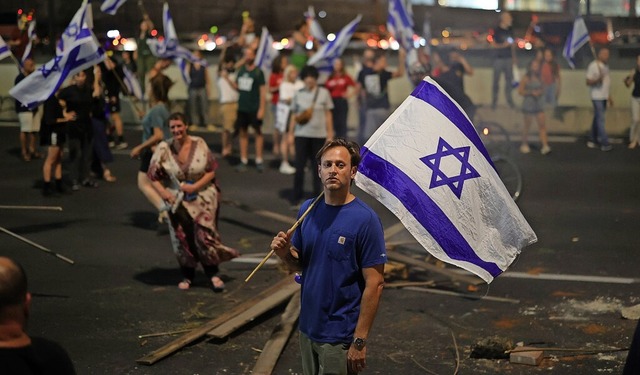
left=355, top=77, right=537, bottom=283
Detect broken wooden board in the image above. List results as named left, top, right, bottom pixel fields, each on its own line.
left=206, top=279, right=300, bottom=338
left=510, top=347, right=544, bottom=366
left=251, top=290, right=301, bottom=375
left=386, top=249, right=482, bottom=286
left=136, top=276, right=295, bottom=366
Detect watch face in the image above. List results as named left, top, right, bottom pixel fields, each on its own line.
left=354, top=338, right=365, bottom=350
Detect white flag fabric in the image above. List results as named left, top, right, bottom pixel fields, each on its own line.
left=0, top=36, right=12, bottom=61
left=122, top=65, right=142, bottom=100
left=10, top=2, right=105, bottom=109
left=100, top=0, right=128, bottom=15
left=307, top=15, right=361, bottom=73
left=387, top=0, right=414, bottom=51
left=22, top=20, right=36, bottom=63
left=355, top=77, right=537, bottom=283
left=563, top=17, right=590, bottom=69
left=305, top=6, right=327, bottom=45
left=57, top=0, right=93, bottom=54
left=255, top=27, right=277, bottom=74
left=147, top=2, right=206, bottom=83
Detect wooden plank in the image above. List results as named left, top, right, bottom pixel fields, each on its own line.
left=207, top=280, right=300, bottom=338
left=136, top=277, right=294, bottom=366
left=251, top=290, right=301, bottom=375
left=386, top=250, right=482, bottom=286
left=403, top=287, right=520, bottom=304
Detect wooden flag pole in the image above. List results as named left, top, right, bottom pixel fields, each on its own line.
left=0, top=226, right=74, bottom=264
left=244, top=192, right=324, bottom=283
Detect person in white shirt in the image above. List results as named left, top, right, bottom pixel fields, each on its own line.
left=585, top=47, right=613, bottom=151
left=277, top=65, right=304, bottom=174
left=217, top=55, right=239, bottom=157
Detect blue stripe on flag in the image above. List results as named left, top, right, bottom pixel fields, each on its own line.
left=358, top=147, right=503, bottom=277
left=410, top=80, right=494, bottom=168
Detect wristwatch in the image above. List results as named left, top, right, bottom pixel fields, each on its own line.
left=352, top=337, right=366, bottom=351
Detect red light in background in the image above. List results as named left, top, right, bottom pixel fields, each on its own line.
left=150, top=29, right=158, bottom=37
left=17, top=9, right=23, bottom=15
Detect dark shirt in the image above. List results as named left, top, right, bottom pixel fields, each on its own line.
left=58, top=84, right=93, bottom=138
left=632, top=68, right=640, bottom=98
left=493, top=25, right=513, bottom=59
left=14, top=73, right=32, bottom=113
left=189, top=64, right=207, bottom=89
left=357, top=67, right=392, bottom=110
left=0, top=336, right=76, bottom=375
left=100, top=63, right=124, bottom=98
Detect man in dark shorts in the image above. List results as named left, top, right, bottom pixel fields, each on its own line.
left=101, top=56, right=128, bottom=149
left=233, top=47, right=266, bottom=172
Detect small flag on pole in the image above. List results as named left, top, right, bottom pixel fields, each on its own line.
left=305, top=6, right=327, bottom=45
left=0, top=36, right=12, bottom=61
left=355, top=77, right=537, bottom=283
left=100, top=0, right=128, bottom=15
left=255, top=26, right=278, bottom=74
left=22, top=20, right=36, bottom=63
left=563, top=17, right=590, bottom=69
left=122, top=65, right=142, bottom=100
left=387, top=0, right=415, bottom=51
left=307, top=14, right=361, bottom=73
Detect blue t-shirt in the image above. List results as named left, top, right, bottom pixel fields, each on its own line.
left=141, top=103, right=170, bottom=142
left=291, top=197, right=387, bottom=344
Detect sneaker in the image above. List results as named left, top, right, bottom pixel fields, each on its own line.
left=586, top=141, right=597, bottom=149
left=82, top=179, right=99, bottom=188
left=519, top=144, right=531, bottom=154
left=235, top=163, right=248, bottom=172
left=108, top=141, right=116, bottom=148
left=279, top=162, right=296, bottom=175
left=115, top=141, right=128, bottom=150
left=256, top=162, right=265, bottom=173
left=540, top=145, right=551, bottom=155
left=600, top=145, right=613, bottom=152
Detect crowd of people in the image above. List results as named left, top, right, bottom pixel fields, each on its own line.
left=5, top=8, right=640, bottom=375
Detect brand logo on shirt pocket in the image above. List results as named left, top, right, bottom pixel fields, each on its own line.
left=338, top=236, right=346, bottom=245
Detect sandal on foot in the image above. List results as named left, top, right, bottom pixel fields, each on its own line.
left=178, top=279, right=191, bottom=290
left=211, top=276, right=225, bottom=293
left=103, top=170, right=117, bottom=182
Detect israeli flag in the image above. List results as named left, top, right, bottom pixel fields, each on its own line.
left=255, top=26, right=277, bottom=74
left=22, top=20, right=36, bottom=63
left=355, top=77, right=537, bottom=283
left=304, top=6, right=327, bottom=45
left=307, top=14, right=361, bottom=73
left=0, top=36, right=12, bottom=61
left=387, top=0, right=414, bottom=51
left=10, top=34, right=105, bottom=109
left=563, top=17, right=590, bottom=69
left=57, top=0, right=93, bottom=54
left=122, top=65, right=142, bottom=100
left=100, top=0, right=128, bottom=15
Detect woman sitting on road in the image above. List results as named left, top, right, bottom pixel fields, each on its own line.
left=147, top=112, right=238, bottom=292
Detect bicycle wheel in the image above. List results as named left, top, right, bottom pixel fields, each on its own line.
left=491, top=155, right=522, bottom=201
left=476, top=121, right=512, bottom=158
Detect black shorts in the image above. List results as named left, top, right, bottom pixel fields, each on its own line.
left=40, top=124, right=67, bottom=147
left=139, top=148, right=153, bottom=173
left=234, top=111, right=263, bottom=134
left=108, top=96, right=121, bottom=113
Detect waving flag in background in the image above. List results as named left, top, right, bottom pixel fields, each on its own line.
left=355, top=77, right=537, bottom=283
left=307, top=14, right=361, bottom=74
left=57, top=0, right=93, bottom=54
left=305, top=6, right=327, bottom=45
left=0, top=36, right=12, bottom=61
left=255, top=27, right=278, bottom=74
left=22, top=20, right=36, bottom=63
left=387, top=0, right=414, bottom=50
left=10, top=0, right=105, bottom=109
left=563, top=17, right=590, bottom=69
left=122, top=65, right=143, bottom=100
left=101, top=0, right=128, bottom=15
left=147, top=2, right=207, bottom=84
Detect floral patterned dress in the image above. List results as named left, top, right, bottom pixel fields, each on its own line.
left=148, top=136, right=238, bottom=268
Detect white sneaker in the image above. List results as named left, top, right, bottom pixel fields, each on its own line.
left=519, top=144, right=531, bottom=154
left=279, top=162, right=296, bottom=175
left=541, top=145, right=551, bottom=155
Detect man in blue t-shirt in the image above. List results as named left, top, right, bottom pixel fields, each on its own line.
left=271, top=139, right=387, bottom=375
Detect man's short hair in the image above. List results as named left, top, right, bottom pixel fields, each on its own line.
left=0, top=258, right=28, bottom=309
left=315, top=138, right=361, bottom=168
left=169, top=112, right=187, bottom=124
left=300, top=65, right=319, bottom=80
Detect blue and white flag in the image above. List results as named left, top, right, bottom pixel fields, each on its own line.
left=305, top=6, right=326, bottom=45
left=122, top=65, right=142, bottom=100
left=57, top=0, right=93, bottom=54
left=255, top=26, right=278, bottom=74
left=387, top=0, right=414, bottom=51
left=147, top=2, right=206, bottom=83
left=10, top=2, right=105, bottom=109
left=355, top=77, right=537, bottom=283
left=563, top=17, right=590, bottom=69
left=307, top=14, right=361, bottom=73
left=100, top=0, right=128, bottom=15
left=0, top=36, right=12, bottom=61
left=22, top=20, right=36, bottom=63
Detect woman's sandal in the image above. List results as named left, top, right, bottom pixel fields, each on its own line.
left=211, top=276, right=225, bottom=293
left=178, top=279, right=191, bottom=290
left=103, top=170, right=117, bottom=182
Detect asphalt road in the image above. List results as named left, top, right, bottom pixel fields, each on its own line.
left=1, top=124, right=639, bottom=375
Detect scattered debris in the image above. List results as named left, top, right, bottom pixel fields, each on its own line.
left=621, top=304, right=640, bottom=320
left=470, top=336, right=513, bottom=359
left=509, top=347, right=544, bottom=366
